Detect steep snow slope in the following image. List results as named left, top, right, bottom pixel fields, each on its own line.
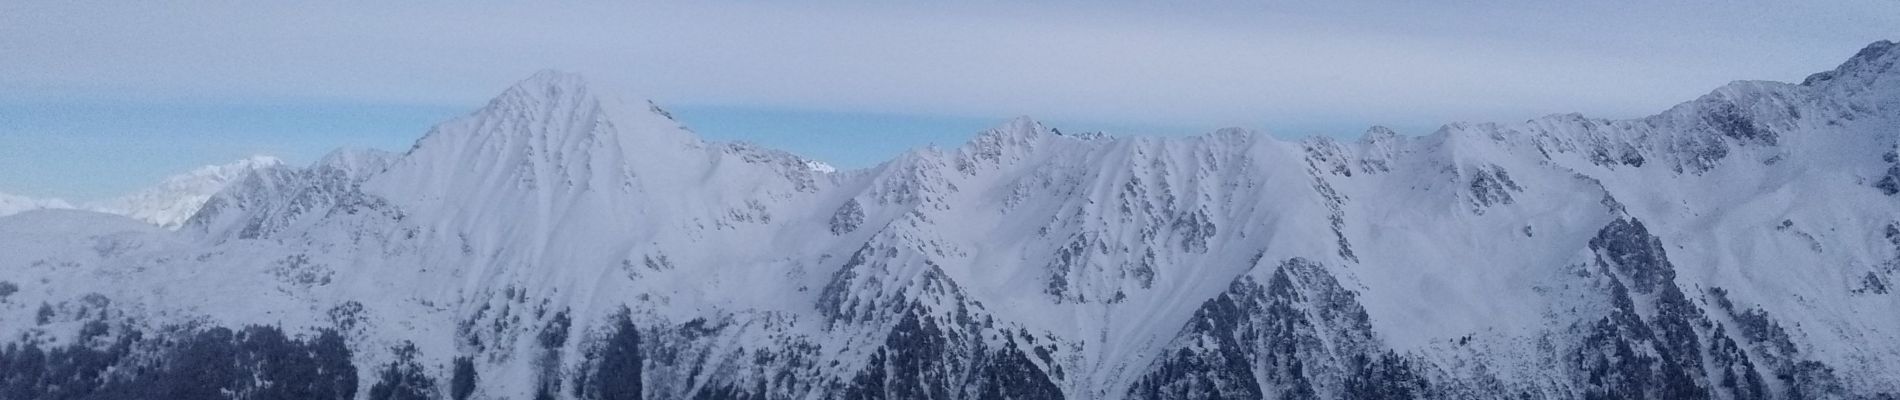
left=3, top=41, right=1900, bottom=400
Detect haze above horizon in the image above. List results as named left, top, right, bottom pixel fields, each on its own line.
left=1, top=1, right=1893, bottom=200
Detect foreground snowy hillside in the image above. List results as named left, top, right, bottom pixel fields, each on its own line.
left=2, top=40, right=1898, bottom=399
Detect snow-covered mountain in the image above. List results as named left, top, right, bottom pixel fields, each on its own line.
left=0, top=191, right=73, bottom=216
left=3, top=41, right=1899, bottom=400
left=0, top=156, right=286, bottom=230
left=86, top=155, right=287, bottom=229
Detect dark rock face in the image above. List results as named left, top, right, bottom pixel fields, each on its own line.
left=1569, top=280, right=1710, bottom=400
left=1565, top=218, right=1870, bottom=400
left=1875, top=152, right=1900, bottom=195
left=1708, top=288, right=1851, bottom=399
left=1469, top=164, right=1523, bottom=211
left=825, top=249, right=1065, bottom=400
left=838, top=303, right=1063, bottom=400
left=1342, top=352, right=1431, bottom=400
left=1571, top=218, right=1721, bottom=399
left=450, top=356, right=477, bottom=400
left=1857, top=271, right=1891, bottom=294
left=565, top=309, right=644, bottom=400
left=973, top=340, right=1065, bottom=400
left=1123, top=219, right=1881, bottom=400
left=1704, top=102, right=1778, bottom=146
left=1130, top=258, right=1418, bottom=399
left=1127, top=289, right=1265, bottom=400
left=831, top=199, right=865, bottom=235
left=1588, top=218, right=1673, bottom=294
left=0, top=325, right=355, bottom=400
left=843, top=305, right=958, bottom=400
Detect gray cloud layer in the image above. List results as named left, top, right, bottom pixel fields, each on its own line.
left=3, top=1, right=1895, bottom=132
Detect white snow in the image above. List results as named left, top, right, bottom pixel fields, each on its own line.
left=0, top=156, right=287, bottom=229
left=86, top=155, right=285, bottom=229
left=3, top=42, right=1900, bottom=398
left=0, top=191, right=74, bottom=217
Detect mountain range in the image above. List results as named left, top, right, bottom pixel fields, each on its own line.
left=2, top=40, right=1898, bottom=399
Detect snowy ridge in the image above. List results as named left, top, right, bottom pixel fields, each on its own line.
left=0, top=156, right=284, bottom=228
left=2, top=42, right=1899, bottom=399
left=0, top=191, right=74, bottom=217
left=87, top=155, right=286, bottom=229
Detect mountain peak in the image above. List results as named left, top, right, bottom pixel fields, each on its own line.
left=1801, top=40, right=1898, bottom=87
left=1001, top=115, right=1042, bottom=131
left=1359, top=125, right=1401, bottom=144
left=522, top=69, right=588, bottom=86
left=187, top=155, right=282, bottom=178
left=948, top=116, right=1061, bottom=171
left=963, top=116, right=1050, bottom=147
left=487, top=69, right=600, bottom=113
left=314, top=147, right=398, bottom=178
left=500, top=70, right=593, bottom=101
left=421, top=70, right=694, bottom=148
left=89, top=156, right=286, bottom=229
left=370, top=69, right=709, bottom=223
left=143, top=155, right=284, bottom=192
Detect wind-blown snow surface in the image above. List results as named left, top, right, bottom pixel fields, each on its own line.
left=4, top=41, right=1900, bottom=399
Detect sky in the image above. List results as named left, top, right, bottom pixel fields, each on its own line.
left=1, top=1, right=1895, bottom=201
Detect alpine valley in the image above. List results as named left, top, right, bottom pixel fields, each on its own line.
left=5, top=41, right=1900, bottom=400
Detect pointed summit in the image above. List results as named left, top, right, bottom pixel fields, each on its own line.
left=999, top=115, right=1043, bottom=133
left=490, top=70, right=595, bottom=108
left=313, top=147, right=398, bottom=181
left=404, top=70, right=697, bottom=157
left=454, top=69, right=691, bottom=140
left=1359, top=125, right=1400, bottom=144
left=956, top=116, right=1056, bottom=169
left=519, top=69, right=589, bottom=89
left=980, top=116, right=1058, bottom=141
left=369, top=70, right=713, bottom=225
